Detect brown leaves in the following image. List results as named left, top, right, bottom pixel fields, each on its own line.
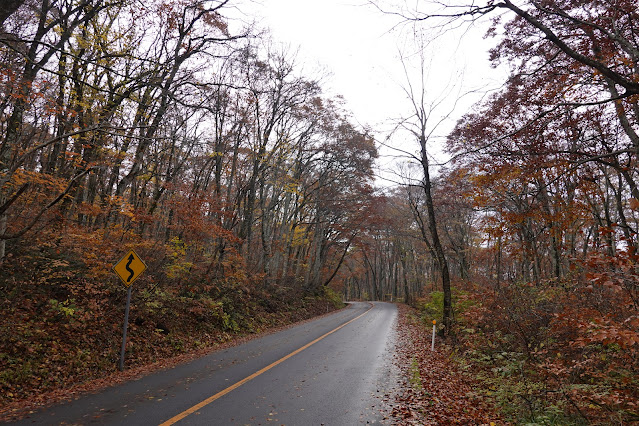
left=454, top=248, right=639, bottom=424
left=390, top=305, right=503, bottom=425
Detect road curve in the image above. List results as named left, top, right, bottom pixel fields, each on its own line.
left=12, top=302, right=399, bottom=425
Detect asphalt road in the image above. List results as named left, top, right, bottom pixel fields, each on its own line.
left=12, top=302, right=399, bottom=425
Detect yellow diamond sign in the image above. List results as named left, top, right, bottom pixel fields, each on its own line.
left=113, top=249, right=147, bottom=287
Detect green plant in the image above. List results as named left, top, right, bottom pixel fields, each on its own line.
left=322, top=287, right=345, bottom=309
left=416, top=288, right=475, bottom=327
left=48, top=298, right=76, bottom=317
left=409, top=357, right=423, bottom=390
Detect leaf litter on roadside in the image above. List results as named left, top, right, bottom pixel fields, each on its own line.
left=390, top=304, right=504, bottom=425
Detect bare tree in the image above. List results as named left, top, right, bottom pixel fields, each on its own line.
left=391, top=45, right=467, bottom=333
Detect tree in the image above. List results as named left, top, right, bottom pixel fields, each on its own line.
left=381, top=0, right=639, bottom=98
left=0, top=0, right=245, bottom=260
left=0, top=0, right=24, bottom=28
left=0, top=0, right=114, bottom=260
left=389, top=45, right=457, bottom=332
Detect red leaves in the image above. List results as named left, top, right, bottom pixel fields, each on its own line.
left=453, top=247, right=639, bottom=423
left=571, top=316, right=639, bottom=349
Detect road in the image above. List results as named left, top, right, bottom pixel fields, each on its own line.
left=13, top=302, right=399, bottom=425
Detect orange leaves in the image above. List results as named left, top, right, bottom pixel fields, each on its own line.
left=573, top=250, right=639, bottom=353
left=8, top=169, right=66, bottom=192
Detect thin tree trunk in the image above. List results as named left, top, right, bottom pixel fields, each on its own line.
left=418, top=133, right=452, bottom=333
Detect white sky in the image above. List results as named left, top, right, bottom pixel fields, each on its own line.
left=254, top=1, right=407, bottom=126
left=238, top=0, right=506, bottom=183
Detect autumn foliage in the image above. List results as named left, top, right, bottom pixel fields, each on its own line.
left=0, top=0, right=377, bottom=415
left=421, top=0, right=639, bottom=423
left=354, top=0, right=639, bottom=423
left=2, top=0, right=639, bottom=423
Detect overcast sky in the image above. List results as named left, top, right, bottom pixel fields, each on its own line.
left=240, top=0, right=504, bottom=181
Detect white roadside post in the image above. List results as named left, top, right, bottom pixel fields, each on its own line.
left=431, top=320, right=436, bottom=351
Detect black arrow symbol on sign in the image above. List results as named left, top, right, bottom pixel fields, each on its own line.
left=125, top=254, right=135, bottom=282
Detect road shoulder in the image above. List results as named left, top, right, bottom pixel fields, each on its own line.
left=390, top=304, right=503, bottom=425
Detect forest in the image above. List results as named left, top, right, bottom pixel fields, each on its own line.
left=0, top=0, right=638, bottom=424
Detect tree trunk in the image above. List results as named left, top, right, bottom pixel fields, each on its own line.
left=418, top=133, right=452, bottom=333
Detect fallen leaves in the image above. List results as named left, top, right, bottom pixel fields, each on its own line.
left=390, top=304, right=504, bottom=425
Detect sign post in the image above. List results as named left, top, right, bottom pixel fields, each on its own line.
left=431, top=320, right=436, bottom=352
left=113, top=249, right=147, bottom=371
left=119, top=286, right=132, bottom=371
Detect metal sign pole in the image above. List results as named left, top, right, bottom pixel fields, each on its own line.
left=119, top=286, right=133, bottom=371
left=113, top=249, right=147, bottom=372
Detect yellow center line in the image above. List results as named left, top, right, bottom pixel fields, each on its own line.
left=159, top=305, right=373, bottom=426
